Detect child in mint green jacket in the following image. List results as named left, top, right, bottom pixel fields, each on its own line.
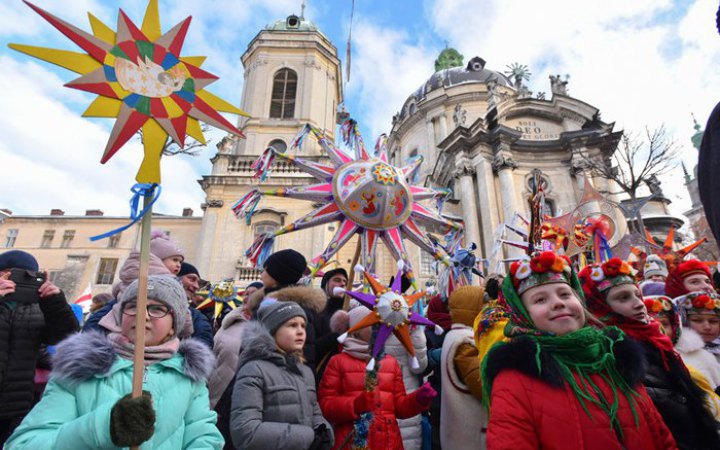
left=6, top=275, right=223, bottom=449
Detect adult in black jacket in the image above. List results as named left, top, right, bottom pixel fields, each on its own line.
left=0, top=250, right=79, bottom=444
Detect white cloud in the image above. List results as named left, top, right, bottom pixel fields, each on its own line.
left=0, top=55, right=205, bottom=216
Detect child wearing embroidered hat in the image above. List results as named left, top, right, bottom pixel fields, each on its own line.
left=579, top=259, right=720, bottom=450
left=665, top=259, right=715, bottom=299
left=676, top=291, right=720, bottom=368
left=481, top=251, right=675, bottom=449
left=643, top=254, right=668, bottom=282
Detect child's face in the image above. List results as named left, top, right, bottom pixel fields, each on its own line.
left=655, top=314, right=674, bottom=340
left=260, top=269, right=278, bottom=288
left=683, top=274, right=714, bottom=294
left=121, top=299, right=174, bottom=346
left=352, top=326, right=372, bottom=343
left=648, top=275, right=666, bottom=283
left=163, top=256, right=183, bottom=275
left=606, top=284, right=648, bottom=323
left=688, top=311, right=720, bottom=344
left=520, top=283, right=585, bottom=336
left=275, top=316, right=306, bottom=353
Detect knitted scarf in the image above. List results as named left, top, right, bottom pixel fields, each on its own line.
left=481, top=275, right=640, bottom=439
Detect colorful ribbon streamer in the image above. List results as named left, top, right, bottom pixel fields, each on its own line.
left=90, top=183, right=161, bottom=241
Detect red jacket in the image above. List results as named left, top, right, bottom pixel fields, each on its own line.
left=489, top=370, right=676, bottom=450
left=318, top=352, right=428, bottom=450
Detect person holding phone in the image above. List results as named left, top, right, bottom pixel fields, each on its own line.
left=0, top=250, right=79, bottom=445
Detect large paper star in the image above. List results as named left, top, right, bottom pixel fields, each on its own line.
left=10, top=0, right=248, bottom=183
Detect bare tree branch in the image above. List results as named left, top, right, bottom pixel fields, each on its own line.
left=135, top=124, right=212, bottom=156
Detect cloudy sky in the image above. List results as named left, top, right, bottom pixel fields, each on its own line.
left=1, top=0, right=719, bottom=222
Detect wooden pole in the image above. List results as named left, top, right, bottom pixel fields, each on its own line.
left=130, top=191, right=153, bottom=450
left=343, top=238, right=362, bottom=311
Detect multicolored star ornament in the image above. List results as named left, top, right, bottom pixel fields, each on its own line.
left=195, top=279, right=242, bottom=321
left=10, top=0, right=248, bottom=183
left=334, top=262, right=443, bottom=371
left=234, top=123, right=462, bottom=285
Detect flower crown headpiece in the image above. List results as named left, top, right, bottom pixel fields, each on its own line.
left=586, top=258, right=635, bottom=292
left=509, top=251, right=573, bottom=295
left=676, top=291, right=720, bottom=313
left=643, top=295, right=674, bottom=315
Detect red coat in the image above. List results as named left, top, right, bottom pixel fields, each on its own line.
left=318, top=352, right=428, bottom=450
left=488, top=370, right=677, bottom=450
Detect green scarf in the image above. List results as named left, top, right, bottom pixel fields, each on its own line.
left=481, top=276, right=640, bottom=440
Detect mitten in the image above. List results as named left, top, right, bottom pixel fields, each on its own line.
left=308, top=423, right=333, bottom=450
left=110, top=391, right=156, bottom=447
left=415, top=382, right=437, bottom=406
left=352, top=390, right=375, bottom=415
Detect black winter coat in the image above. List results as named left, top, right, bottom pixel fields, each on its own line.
left=641, top=341, right=720, bottom=450
left=0, top=292, right=78, bottom=420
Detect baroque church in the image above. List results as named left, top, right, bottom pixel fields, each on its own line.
left=194, top=13, right=683, bottom=286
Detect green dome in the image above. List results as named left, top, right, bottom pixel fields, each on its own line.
left=435, top=48, right=464, bottom=72
left=266, top=15, right=318, bottom=32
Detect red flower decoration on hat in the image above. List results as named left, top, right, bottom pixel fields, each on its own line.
left=602, top=258, right=623, bottom=277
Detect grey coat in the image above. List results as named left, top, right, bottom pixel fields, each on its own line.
left=229, top=321, right=332, bottom=450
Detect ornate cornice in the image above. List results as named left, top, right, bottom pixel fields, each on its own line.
left=491, top=153, right=518, bottom=172
left=200, top=199, right=224, bottom=211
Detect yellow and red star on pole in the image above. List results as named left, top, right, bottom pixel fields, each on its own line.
left=10, top=0, right=248, bottom=183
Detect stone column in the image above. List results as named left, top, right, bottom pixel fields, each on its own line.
left=456, top=166, right=481, bottom=250
left=474, top=158, right=500, bottom=258
left=425, top=118, right=436, bottom=174
left=493, top=154, right=521, bottom=258
left=196, top=198, right=224, bottom=279
left=438, top=113, right=448, bottom=141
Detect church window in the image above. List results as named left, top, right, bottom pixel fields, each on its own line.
left=268, top=139, right=287, bottom=153
left=270, top=69, right=297, bottom=119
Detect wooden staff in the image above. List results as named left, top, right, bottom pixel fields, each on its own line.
left=343, top=239, right=362, bottom=311
left=130, top=190, right=154, bottom=450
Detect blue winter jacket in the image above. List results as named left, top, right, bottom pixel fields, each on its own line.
left=5, top=331, right=223, bottom=449
left=83, top=299, right=214, bottom=349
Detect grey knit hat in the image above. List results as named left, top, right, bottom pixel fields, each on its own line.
left=120, top=275, right=188, bottom=334
left=257, top=301, right=307, bottom=335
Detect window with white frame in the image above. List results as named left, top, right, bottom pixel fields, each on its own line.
left=269, top=69, right=297, bottom=119
left=40, top=230, right=55, bottom=248
left=95, top=258, right=118, bottom=285
left=420, top=251, right=434, bottom=276
left=4, top=229, right=18, bottom=248
left=60, top=230, right=75, bottom=248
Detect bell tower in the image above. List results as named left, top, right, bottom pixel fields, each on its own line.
left=196, top=14, right=343, bottom=281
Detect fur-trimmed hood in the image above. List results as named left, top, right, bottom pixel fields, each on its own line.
left=52, top=331, right=216, bottom=384
left=237, top=321, right=302, bottom=372
left=484, top=328, right=647, bottom=390
left=675, top=327, right=705, bottom=354
left=245, top=285, right=327, bottom=316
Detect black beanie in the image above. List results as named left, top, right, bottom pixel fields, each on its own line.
left=264, top=249, right=307, bottom=286
left=0, top=250, right=39, bottom=272
left=321, top=268, right=349, bottom=291
left=178, top=262, right=200, bottom=278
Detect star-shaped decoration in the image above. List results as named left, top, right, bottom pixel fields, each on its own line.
left=10, top=0, right=248, bottom=183
left=334, top=262, right=443, bottom=370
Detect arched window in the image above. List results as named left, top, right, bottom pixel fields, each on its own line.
left=270, top=69, right=297, bottom=119
left=253, top=221, right=279, bottom=253
left=268, top=139, right=287, bottom=153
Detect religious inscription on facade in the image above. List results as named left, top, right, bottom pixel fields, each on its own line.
left=509, top=119, right=561, bottom=141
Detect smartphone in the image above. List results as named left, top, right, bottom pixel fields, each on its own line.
left=1, top=268, right=46, bottom=303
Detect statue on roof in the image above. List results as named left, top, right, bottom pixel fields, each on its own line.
left=435, top=47, right=464, bottom=72
left=549, top=74, right=569, bottom=96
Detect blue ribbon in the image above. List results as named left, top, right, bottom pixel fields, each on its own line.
left=89, top=183, right=161, bottom=241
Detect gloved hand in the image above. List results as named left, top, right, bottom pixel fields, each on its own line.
left=415, top=382, right=437, bottom=406
left=110, top=391, right=156, bottom=447
left=353, top=390, right=375, bottom=415
left=308, top=423, right=333, bottom=450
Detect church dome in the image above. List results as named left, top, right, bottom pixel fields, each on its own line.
left=415, top=57, right=513, bottom=99
left=266, top=14, right=319, bottom=32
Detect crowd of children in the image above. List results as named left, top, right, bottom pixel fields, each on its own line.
left=3, top=226, right=720, bottom=449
